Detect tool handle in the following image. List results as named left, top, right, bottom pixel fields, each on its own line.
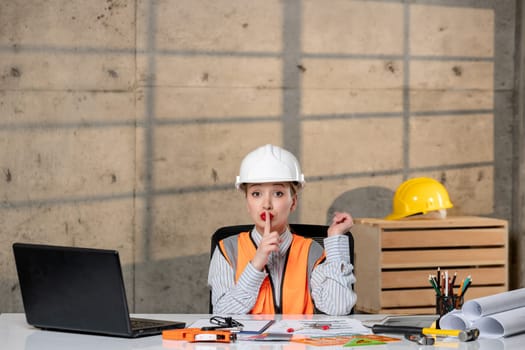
left=371, top=325, right=422, bottom=335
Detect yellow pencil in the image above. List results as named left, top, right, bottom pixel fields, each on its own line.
left=457, top=279, right=465, bottom=297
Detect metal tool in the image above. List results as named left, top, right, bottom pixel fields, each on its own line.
left=405, top=333, right=435, bottom=345
left=371, top=325, right=480, bottom=342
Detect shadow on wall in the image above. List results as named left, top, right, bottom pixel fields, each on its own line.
left=5, top=187, right=392, bottom=314
left=122, top=253, right=210, bottom=314
left=327, top=186, right=394, bottom=222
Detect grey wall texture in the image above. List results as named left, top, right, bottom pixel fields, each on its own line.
left=1, top=0, right=524, bottom=313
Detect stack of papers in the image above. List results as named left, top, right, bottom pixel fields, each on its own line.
left=246, top=318, right=398, bottom=346
left=439, top=288, right=525, bottom=338
left=188, top=317, right=379, bottom=344
left=265, top=318, right=371, bottom=337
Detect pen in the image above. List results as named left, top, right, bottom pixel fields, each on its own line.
left=312, top=322, right=331, bottom=330
left=287, top=324, right=329, bottom=332
left=317, top=325, right=330, bottom=330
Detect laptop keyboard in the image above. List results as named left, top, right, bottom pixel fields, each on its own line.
left=131, top=318, right=164, bottom=329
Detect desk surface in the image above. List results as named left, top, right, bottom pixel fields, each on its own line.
left=1, top=313, right=524, bottom=350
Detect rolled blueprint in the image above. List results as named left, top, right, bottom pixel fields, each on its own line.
left=462, top=289, right=525, bottom=321
left=472, top=306, right=525, bottom=338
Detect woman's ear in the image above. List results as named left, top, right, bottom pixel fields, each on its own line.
left=290, top=193, right=298, bottom=212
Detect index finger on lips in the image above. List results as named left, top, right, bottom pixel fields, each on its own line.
left=264, top=210, right=271, bottom=236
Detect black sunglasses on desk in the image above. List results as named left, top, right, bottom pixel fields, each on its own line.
left=200, top=316, right=244, bottom=331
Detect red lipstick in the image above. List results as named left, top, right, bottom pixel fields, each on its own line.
left=260, top=212, right=274, bottom=221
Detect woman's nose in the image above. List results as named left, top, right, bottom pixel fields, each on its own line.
left=262, top=196, right=273, bottom=210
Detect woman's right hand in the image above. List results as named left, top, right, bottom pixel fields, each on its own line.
left=251, top=211, right=281, bottom=271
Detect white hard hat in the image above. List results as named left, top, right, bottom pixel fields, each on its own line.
left=235, top=144, right=305, bottom=190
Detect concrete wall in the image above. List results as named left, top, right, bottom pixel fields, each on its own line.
left=0, top=0, right=521, bottom=313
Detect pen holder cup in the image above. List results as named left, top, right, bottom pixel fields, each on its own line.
left=436, top=294, right=464, bottom=317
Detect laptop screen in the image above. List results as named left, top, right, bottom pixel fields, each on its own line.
left=13, top=243, right=133, bottom=336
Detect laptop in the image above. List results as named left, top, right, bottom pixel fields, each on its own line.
left=12, top=242, right=185, bottom=338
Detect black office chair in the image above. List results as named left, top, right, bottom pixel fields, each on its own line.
left=208, top=224, right=355, bottom=313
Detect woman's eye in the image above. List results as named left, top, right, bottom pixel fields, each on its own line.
left=250, top=191, right=260, bottom=197
left=274, top=191, right=284, bottom=197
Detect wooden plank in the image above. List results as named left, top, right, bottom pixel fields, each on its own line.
left=381, top=228, right=507, bottom=248
left=355, top=305, right=436, bottom=315
left=380, top=286, right=507, bottom=308
left=354, top=306, right=381, bottom=314
left=382, top=248, right=507, bottom=268
left=379, top=307, right=436, bottom=315
left=355, top=216, right=507, bottom=229
left=352, top=224, right=382, bottom=312
left=381, top=267, right=507, bottom=289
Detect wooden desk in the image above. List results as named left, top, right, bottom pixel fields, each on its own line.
left=1, top=313, right=523, bottom=349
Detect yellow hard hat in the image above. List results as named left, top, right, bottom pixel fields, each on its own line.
left=385, top=177, right=453, bottom=220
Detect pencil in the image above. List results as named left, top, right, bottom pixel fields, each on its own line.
left=462, top=276, right=471, bottom=294
left=429, top=275, right=441, bottom=296
left=431, top=275, right=439, bottom=291
left=457, top=279, right=465, bottom=297
left=462, top=279, right=472, bottom=296
left=445, top=270, right=449, bottom=297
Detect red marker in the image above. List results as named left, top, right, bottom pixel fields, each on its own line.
left=286, top=327, right=303, bottom=333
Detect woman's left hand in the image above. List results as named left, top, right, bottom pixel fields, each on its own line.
left=327, top=211, right=353, bottom=236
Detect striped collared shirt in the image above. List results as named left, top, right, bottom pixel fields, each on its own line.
left=208, top=227, right=356, bottom=315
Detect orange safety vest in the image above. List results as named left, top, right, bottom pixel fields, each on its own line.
left=218, top=232, right=325, bottom=314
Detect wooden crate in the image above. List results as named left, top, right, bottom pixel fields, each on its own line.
left=352, top=216, right=508, bottom=314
